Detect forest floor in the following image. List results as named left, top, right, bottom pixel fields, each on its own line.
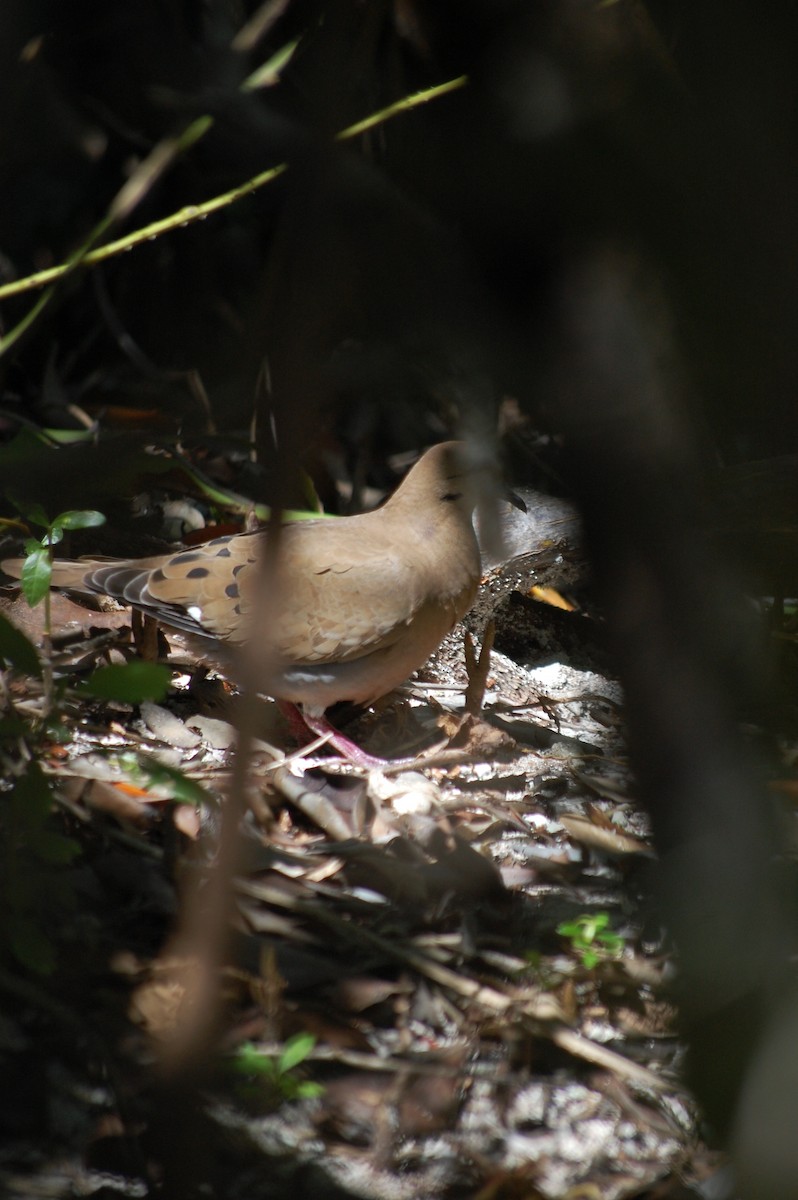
left=0, top=545, right=729, bottom=1199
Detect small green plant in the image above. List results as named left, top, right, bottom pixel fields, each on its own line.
left=12, top=503, right=106, bottom=708
left=232, top=1034, right=324, bottom=1104
left=81, top=661, right=172, bottom=704
left=16, top=504, right=106, bottom=609
left=11, top=502, right=176, bottom=708
left=0, top=504, right=177, bottom=973
left=556, top=912, right=625, bottom=969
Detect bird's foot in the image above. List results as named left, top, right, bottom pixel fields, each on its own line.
left=278, top=701, right=391, bottom=769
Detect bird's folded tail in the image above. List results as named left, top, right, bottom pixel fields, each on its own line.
left=3, top=557, right=103, bottom=591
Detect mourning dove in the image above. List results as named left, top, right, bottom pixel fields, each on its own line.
left=3, top=441, right=489, bottom=763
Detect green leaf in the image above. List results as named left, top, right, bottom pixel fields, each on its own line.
left=576, top=917, right=598, bottom=942
left=279, top=1032, right=316, bottom=1073
left=7, top=914, right=56, bottom=975
left=51, top=509, right=106, bottom=533
left=134, top=755, right=214, bottom=807
left=296, top=1081, right=325, bottom=1099
left=43, top=717, right=72, bottom=744
left=598, top=931, right=624, bottom=955
left=21, top=547, right=52, bottom=606
left=82, top=661, right=172, bottom=704
left=557, top=911, right=624, bottom=968
left=234, top=1042, right=277, bottom=1078
left=0, top=613, right=42, bottom=677
left=243, top=37, right=299, bottom=90
left=17, top=501, right=51, bottom=529
left=41, top=428, right=96, bottom=445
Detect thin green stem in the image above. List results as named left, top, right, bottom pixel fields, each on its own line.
left=0, top=76, right=467, bottom=313
left=41, top=535, right=53, bottom=716
left=0, top=115, right=214, bottom=357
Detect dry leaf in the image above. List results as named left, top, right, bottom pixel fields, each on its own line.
left=438, top=711, right=516, bottom=755
left=559, top=814, right=653, bottom=858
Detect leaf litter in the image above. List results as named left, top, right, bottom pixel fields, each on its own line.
left=0, top=552, right=721, bottom=1200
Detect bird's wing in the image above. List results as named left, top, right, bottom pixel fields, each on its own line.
left=2, top=551, right=218, bottom=639
left=260, top=521, right=429, bottom=665
left=88, top=534, right=262, bottom=639
left=35, top=524, right=429, bottom=666
left=5, top=516, right=456, bottom=668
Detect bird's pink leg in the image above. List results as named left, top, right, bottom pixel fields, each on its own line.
left=277, top=700, right=390, bottom=769
left=278, top=699, right=318, bottom=745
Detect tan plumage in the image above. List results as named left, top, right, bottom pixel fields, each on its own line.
left=3, top=442, right=485, bottom=720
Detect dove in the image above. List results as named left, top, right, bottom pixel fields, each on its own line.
left=3, top=441, right=490, bottom=764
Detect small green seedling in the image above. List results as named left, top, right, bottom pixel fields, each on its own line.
left=17, top=504, right=106, bottom=610
left=556, top=912, right=625, bottom=969
left=81, top=661, right=172, bottom=705
left=232, top=1033, right=324, bottom=1104
left=12, top=504, right=106, bottom=708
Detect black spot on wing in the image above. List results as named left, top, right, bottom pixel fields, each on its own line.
left=170, top=551, right=206, bottom=565
left=86, top=563, right=209, bottom=636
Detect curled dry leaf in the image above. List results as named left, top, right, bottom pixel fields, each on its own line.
left=272, top=765, right=362, bottom=840
left=185, top=714, right=237, bottom=749
left=140, top=701, right=201, bottom=749
left=331, top=976, right=409, bottom=1014
left=559, top=814, right=654, bottom=858
left=367, top=769, right=439, bottom=816
left=82, top=779, right=157, bottom=828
